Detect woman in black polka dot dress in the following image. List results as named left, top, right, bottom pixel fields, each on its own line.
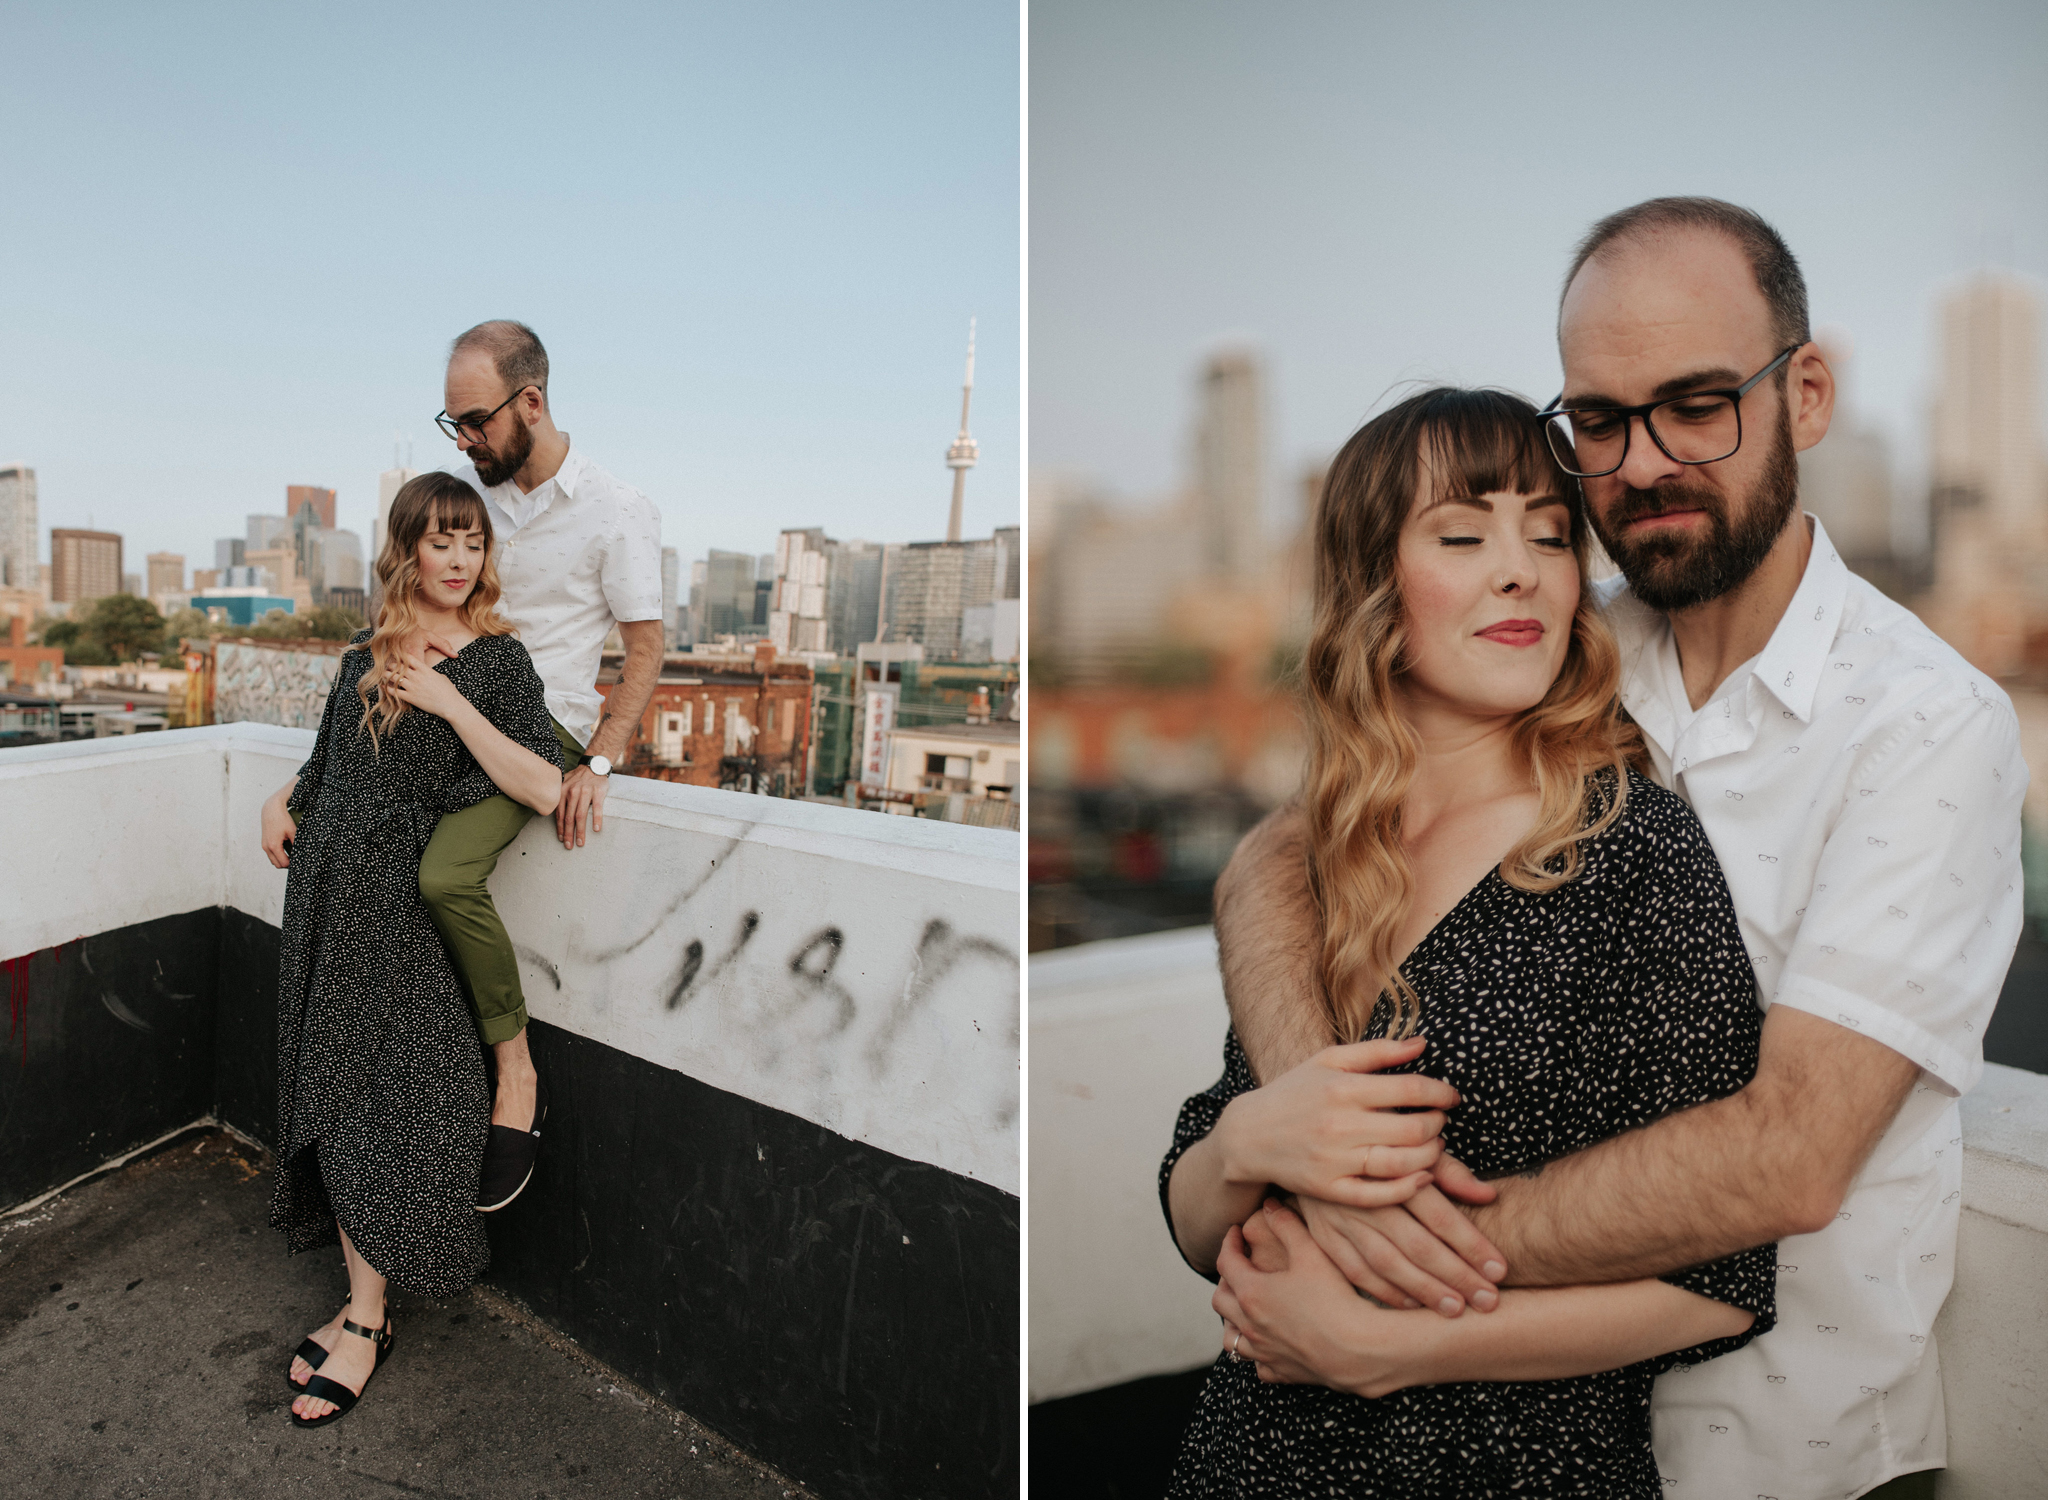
left=265, top=473, right=568, bottom=1426
left=1162, top=390, right=1774, bottom=1497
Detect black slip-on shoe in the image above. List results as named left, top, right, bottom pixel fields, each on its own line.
left=477, top=1075, right=548, bottom=1213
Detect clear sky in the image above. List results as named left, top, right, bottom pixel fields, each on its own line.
left=1031, top=0, right=2048, bottom=538
left=2, top=1, right=1018, bottom=582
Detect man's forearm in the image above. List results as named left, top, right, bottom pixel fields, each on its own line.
left=1470, top=1006, right=1921, bottom=1285
left=1215, top=804, right=1332, bottom=1083
left=587, top=627, right=662, bottom=762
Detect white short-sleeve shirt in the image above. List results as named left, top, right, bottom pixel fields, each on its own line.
left=453, top=444, right=664, bottom=746
left=1600, top=518, right=2027, bottom=1499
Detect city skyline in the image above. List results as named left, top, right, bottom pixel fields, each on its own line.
left=1, top=2, right=1019, bottom=581
left=1032, top=2, right=2048, bottom=535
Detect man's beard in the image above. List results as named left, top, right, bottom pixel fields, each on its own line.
left=472, top=417, right=533, bottom=488
left=1590, top=408, right=1801, bottom=613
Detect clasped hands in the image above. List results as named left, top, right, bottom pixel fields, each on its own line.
left=1212, top=1035, right=1507, bottom=1384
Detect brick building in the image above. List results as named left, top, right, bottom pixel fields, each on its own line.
left=0, top=615, right=63, bottom=690
left=599, top=641, right=815, bottom=796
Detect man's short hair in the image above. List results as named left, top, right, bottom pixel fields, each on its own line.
left=450, top=320, right=550, bottom=405
left=1563, top=197, right=1811, bottom=353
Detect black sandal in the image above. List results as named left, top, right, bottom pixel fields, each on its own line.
left=286, top=1305, right=349, bottom=1388
left=290, top=1315, right=395, bottom=1428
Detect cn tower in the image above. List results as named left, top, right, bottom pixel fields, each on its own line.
left=944, top=318, right=979, bottom=543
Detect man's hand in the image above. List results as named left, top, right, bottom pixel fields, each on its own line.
left=1298, top=1175, right=1505, bottom=1318
left=260, top=779, right=299, bottom=869
left=555, top=764, right=608, bottom=848
left=1216, top=1202, right=1404, bottom=1392
left=1216, top=1035, right=1461, bottom=1208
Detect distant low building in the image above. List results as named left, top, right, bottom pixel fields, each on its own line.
left=601, top=641, right=816, bottom=797
left=0, top=616, right=62, bottom=691
left=195, top=587, right=296, bottom=627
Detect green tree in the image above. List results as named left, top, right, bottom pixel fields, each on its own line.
left=161, top=606, right=214, bottom=657
left=89, top=594, right=168, bottom=664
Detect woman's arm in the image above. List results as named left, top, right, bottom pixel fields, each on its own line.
left=1166, top=1035, right=1467, bottom=1275
left=261, top=776, right=300, bottom=868
left=1215, top=1202, right=1751, bottom=1396
left=388, top=650, right=563, bottom=816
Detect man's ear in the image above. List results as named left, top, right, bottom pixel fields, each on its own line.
left=1788, top=343, right=1836, bottom=455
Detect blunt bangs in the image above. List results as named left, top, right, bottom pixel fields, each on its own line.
left=1416, top=388, right=1573, bottom=510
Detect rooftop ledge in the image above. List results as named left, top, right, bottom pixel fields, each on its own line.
left=1030, top=927, right=2048, bottom=1500
left=1, top=725, right=1020, bottom=1500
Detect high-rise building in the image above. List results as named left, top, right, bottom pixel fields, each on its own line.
left=686, top=558, right=707, bottom=646
left=146, top=552, right=185, bottom=598
left=700, top=550, right=758, bottom=639
left=248, top=514, right=291, bottom=553
left=50, top=528, right=122, bottom=604
left=215, top=537, right=246, bottom=572
left=287, top=485, right=338, bottom=531
left=661, top=546, right=680, bottom=649
left=1924, top=272, right=2048, bottom=675
left=373, top=466, right=420, bottom=575
left=1798, top=338, right=1898, bottom=583
left=828, top=540, right=887, bottom=653
left=945, top=319, right=979, bottom=543
left=769, top=528, right=833, bottom=654
left=884, top=535, right=1006, bottom=660
left=0, top=466, right=39, bottom=593
left=1192, top=350, right=1265, bottom=576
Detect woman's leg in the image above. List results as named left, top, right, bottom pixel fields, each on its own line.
left=290, top=1224, right=390, bottom=1420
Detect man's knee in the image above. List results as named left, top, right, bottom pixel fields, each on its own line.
left=418, top=856, right=483, bottom=916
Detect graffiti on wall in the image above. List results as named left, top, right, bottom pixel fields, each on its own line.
left=494, top=814, right=1022, bottom=1192
left=212, top=641, right=346, bottom=730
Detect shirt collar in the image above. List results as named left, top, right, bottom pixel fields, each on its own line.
left=1751, top=514, right=1847, bottom=723
left=1603, top=511, right=1847, bottom=748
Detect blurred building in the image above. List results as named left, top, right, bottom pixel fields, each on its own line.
left=826, top=540, right=886, bottom=653
left=214, top=537, right=245, bottom=572
left=1, top=465, right=39, bottom=593
left=1030, top=349, right=1313, bottom=948
left=50, top=528, right=122, bottom=605
left=286, top=484, right=337, bottom=531
left=1921, top=273, right=2048, bottom=676
left=769, top=528, right=834, bottom=654
left=247, top=514, right=291, bottom=554
left=1799, top=337, right=1911, bottom=598
left=370, top=465, right=419, bottom=606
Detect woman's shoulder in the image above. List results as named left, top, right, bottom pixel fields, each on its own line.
left=348, top=627, right=373, bottom=646
left=1585, top=767, right=1720, bottom=872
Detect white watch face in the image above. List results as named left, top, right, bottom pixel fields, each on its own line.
left=588, top=755, right=611, bottom=777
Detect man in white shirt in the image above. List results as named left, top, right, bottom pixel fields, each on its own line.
left=1206, top=199, right=2024, bottom=1499
left=430, top=320, right=666, bottom=1205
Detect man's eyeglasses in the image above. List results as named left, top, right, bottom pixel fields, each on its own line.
left=1537, top=346, right=1801, bottom=479
left=435, top=385, right=536, bottom=444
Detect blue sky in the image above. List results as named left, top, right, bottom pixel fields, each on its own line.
left=1032, top=1, right=2048, bottom=536
left=2, top=1, right=1018, bottom=582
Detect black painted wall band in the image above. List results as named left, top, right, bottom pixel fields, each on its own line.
left=7, top=907, right=1019, bottom=1500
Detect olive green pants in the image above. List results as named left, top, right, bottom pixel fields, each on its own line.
left=418, top=718, right=583, bottom=1046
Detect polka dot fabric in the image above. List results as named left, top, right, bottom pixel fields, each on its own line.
left=1159, top=771, right=1777, bottom=1498
left=271, top=630, right=568, bottom=1297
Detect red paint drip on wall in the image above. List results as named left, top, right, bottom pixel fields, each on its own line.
left=3, top=940, right=75, bottom=1066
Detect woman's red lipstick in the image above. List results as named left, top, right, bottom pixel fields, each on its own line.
left=1476, top=618, right=1544, bottom=646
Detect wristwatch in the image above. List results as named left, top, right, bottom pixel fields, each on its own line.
left=579, top=754, right=612, bottom=778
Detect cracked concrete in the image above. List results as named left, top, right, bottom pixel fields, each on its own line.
left=0, top=1130, right=815, bottom=1500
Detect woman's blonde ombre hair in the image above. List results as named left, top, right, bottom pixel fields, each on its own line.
left=1303, top=387, right=1645, bottom=1043
left=350, top=471, right=516, bottom=748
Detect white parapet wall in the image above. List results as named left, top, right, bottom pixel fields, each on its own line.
left=2, top=724, right=1020, bottom=1195
left=1031, top=926, right=2048, bottom=1490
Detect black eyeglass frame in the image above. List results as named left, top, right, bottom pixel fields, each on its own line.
left=1536, top=344, right=1803, bottom=479
left=435, top=385, right=537, bottom=444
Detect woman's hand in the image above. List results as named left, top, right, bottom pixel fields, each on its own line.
left=1296, top=1174, right=1505, bottom=1318
left=260, top=784, right=298, bottom=869
left=1214, top=1035, right=1461, bottom=1208
left=1215, top=1201, right=1417, bottom=1397
left=384, top=648, right=468, bottom=722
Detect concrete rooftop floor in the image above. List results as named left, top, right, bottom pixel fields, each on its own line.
left=0, top=1130, right=814, bottom=1500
